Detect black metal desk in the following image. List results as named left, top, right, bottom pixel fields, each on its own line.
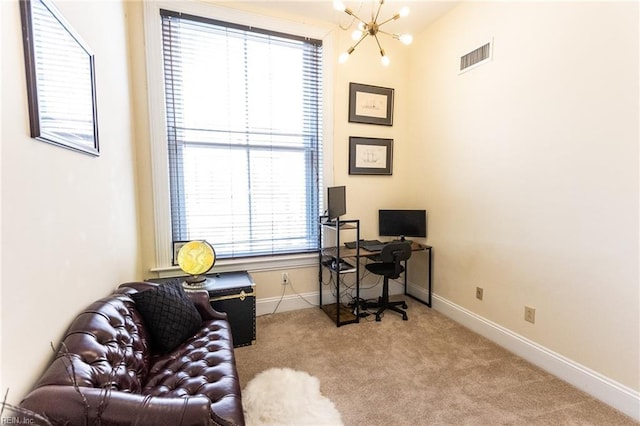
left=406, top=244, right=432, bottom=307
left=340, top=242, right=432, bottom=308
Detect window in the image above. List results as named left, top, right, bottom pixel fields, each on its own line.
left=160, top=9, right=323, bottom=259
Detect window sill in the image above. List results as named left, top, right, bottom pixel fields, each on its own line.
left=149, top=252, right=318, bottom=278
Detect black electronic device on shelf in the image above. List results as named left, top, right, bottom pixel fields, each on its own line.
left=327, top=185, right=346, bottom=221
left=330, top=258, right=356, bottom=273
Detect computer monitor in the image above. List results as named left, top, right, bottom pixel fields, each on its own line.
left=379, top=209, right=427, bottom=241
left=327, top=186, right=346, bottom=221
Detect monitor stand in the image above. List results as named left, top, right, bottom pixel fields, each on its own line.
left=394, top=236, right=413, bottom=244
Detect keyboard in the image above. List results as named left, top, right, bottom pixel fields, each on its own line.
left=363, top=239, right=416, bottom=252
left=344, top=239, right=382, bottom=249
left=361, top=242, right=387, bottom=252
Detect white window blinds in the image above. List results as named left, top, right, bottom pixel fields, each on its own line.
left=160, top=10, right=323, bottom=259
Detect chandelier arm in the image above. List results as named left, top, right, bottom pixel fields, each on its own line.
left=377, top=13, right=401, bottom=28
left=373, top=0, right=384, bottom=24
left=377, top=29, right=398, bottom=39
left=374, top=34, right=384, bottom=53
left=351, top=32, right=370, bottom=50
left=344, top=8, right=369, bottom=28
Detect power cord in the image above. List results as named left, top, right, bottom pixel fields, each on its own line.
left=270, top=273, right=320, bottom=315
left=271, top=279, right=287, bottom=315
left=288, top=276, right=316, bottom=308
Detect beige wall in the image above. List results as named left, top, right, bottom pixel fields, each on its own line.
left=408, top=1, right=639, bottom=390
left=0, top=0, right=141, bottom=399
left=127, top=1, right=416, bottom=300
left=331, top=26, right=413, bottom=239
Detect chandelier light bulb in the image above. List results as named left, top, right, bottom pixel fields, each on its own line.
left=399, top=6, right=410, bottom=18
left=339, top=51, right=350, bottom=63
left=399, top=34, right=413, bottom=45
left=333, top=0, right=346, bottom=12
left=379, top=47, right=389, bottom=66
left=352, top=30, right=363, bottom=41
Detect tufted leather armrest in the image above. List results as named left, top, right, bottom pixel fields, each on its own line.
left=186, top=288, right=229, bottom=322
left=21, top=385, right=212, bottom=426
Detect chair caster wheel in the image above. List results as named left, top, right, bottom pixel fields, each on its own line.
left=402, top=303, right=408, bottom=309
left=402, top=314, right=408, bottom=321
left=375, top=315, right=381, bottom=322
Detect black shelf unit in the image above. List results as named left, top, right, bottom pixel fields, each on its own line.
left=318, top=216, right=360, bottom=326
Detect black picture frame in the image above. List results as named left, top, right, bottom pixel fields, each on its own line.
left=20, top=0, right=100, bottom=156
left=172, top=241, right=190, bottom=266
left=349, top=137, right=393, bottom=175
left=348, top=82, right=394, bottom=126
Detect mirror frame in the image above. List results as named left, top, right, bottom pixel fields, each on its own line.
left=20, top=0, right=99, bottom=156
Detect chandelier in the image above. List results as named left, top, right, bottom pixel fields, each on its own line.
left=334, top=0, right=413, bottom=66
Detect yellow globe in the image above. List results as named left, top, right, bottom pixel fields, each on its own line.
left=177, top=240, right=216, bottom=276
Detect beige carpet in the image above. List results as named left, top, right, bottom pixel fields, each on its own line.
left=235, top=298, right=637, bottom=425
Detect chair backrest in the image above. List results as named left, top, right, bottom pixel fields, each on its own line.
left=379, top=241, right=412, bottom=263
left=379, top=242, right=412, bottom=278
left=364, top=242, right=412, bottom=279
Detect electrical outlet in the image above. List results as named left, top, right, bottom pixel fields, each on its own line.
left=524, top=306, right=536, bottom=324
left=476, top=287, right=483, bottom=300
left=281, top=272, right=289, bottom=286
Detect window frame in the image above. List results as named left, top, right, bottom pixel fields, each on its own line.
left=143, top=1, right=334, bottom=274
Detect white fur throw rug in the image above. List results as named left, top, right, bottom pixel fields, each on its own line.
left=242, top=368, right=344, bottom=426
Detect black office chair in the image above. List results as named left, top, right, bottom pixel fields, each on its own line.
left=365, top=241, right=412, bottom=321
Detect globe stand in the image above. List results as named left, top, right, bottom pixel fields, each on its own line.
left=183, top=274, right=207, bottom=289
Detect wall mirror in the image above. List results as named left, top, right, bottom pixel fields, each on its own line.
left=20, top=0, right=99, bottom=156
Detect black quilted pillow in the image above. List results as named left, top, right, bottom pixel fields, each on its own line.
left=131, top=279, right=202, bottom=353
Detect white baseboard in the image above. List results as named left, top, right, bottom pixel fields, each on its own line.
left=432, top=294, right=640, bottom=421
left=256, top=291, right=324, bottom=316
left=256, top=280, right=407, bottom=317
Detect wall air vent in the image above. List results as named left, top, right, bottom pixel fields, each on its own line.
left=459, top=40, right=492, bottom=73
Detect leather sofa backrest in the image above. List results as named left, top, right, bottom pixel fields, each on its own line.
left=34, top=293, right=152, bottom=393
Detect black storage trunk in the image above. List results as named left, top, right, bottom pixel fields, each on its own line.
left=204, top=271, right=256, bottom=347
left=148, top=271, right=256, bottom=348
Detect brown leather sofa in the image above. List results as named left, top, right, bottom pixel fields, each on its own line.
left=20, top=281, right=245, bottom=426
